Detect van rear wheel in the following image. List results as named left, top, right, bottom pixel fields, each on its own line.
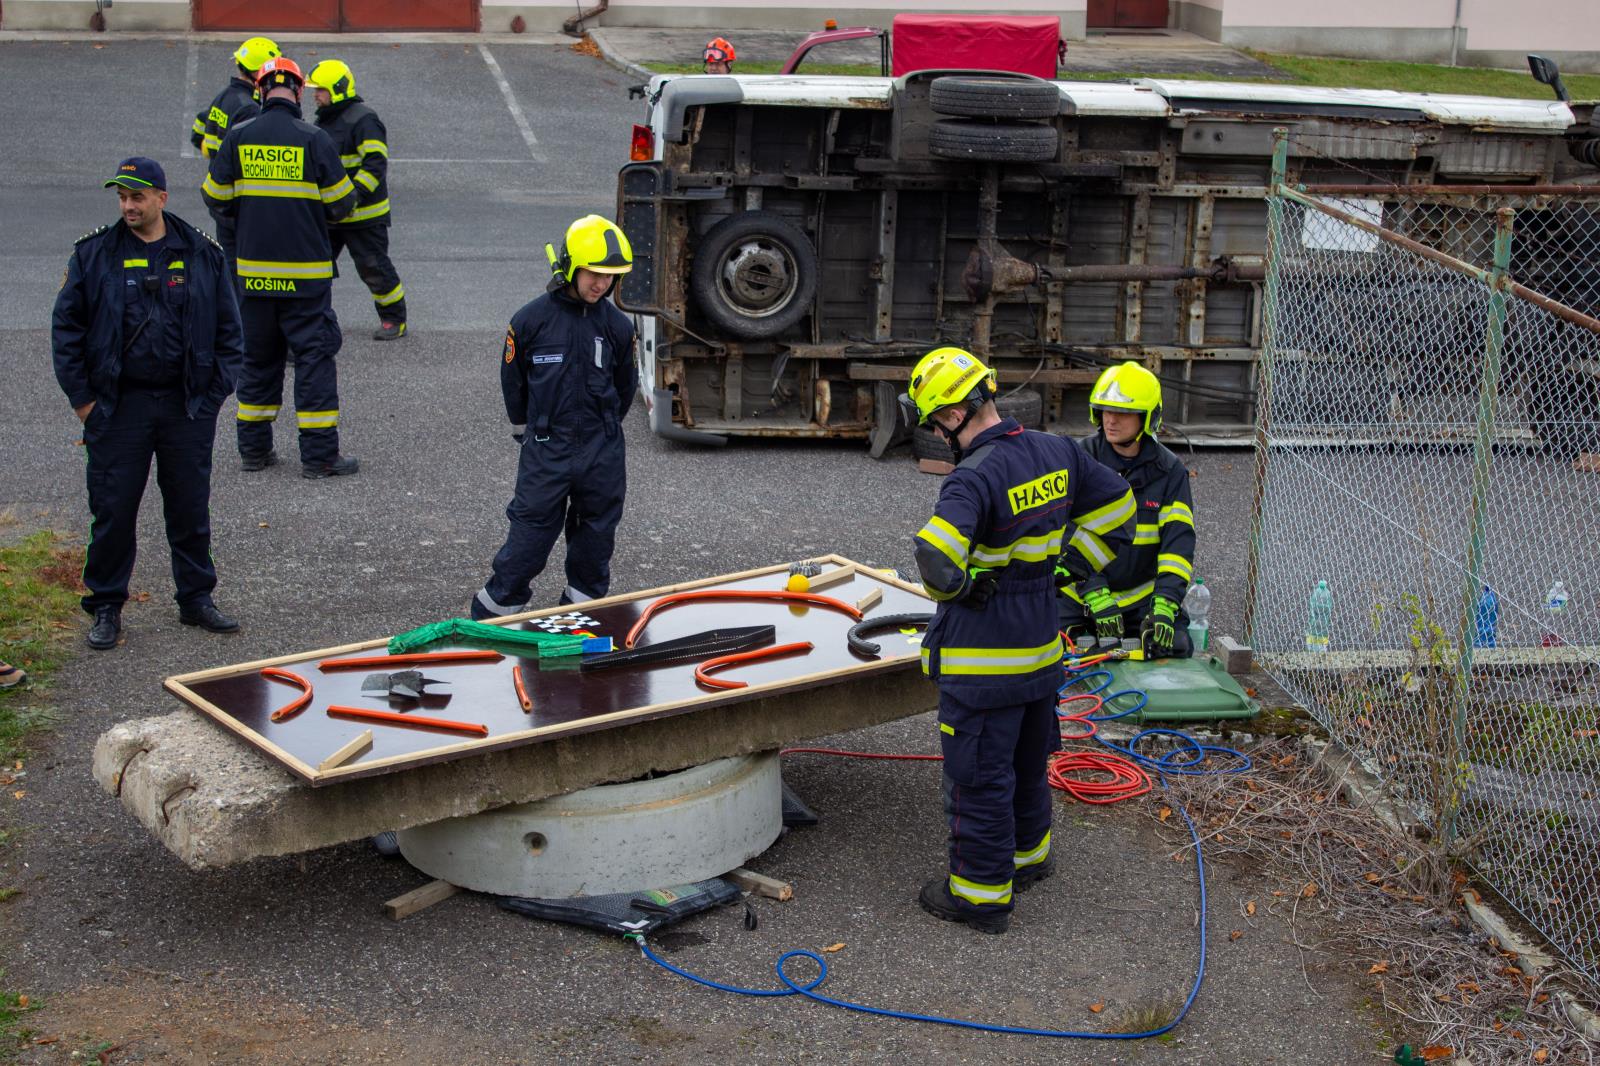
left=690, top=212, right=819, bottom=340
left=929, top=120, right=1058, bottom=163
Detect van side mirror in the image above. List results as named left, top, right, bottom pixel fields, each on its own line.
left=1528, top=54, right=1570, bottom=102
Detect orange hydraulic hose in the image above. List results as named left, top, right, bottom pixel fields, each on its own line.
left=512, top=664, right=533, bottom=712
left=326, top=705, right=489, bottom=736
left=626, top=590, right=862, bottom=649
left=317, top=650, right=504, bottom=671
left=694, top=641, right=814, bottom=690
left=260, top=667, right=313, bottom=723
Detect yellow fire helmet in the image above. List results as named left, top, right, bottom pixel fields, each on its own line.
left=233, top=36, right=281, bottom=74
left=1089, top=361, right=1163, bottom=437
left=545, top=215, right=634, bottom=282
left=903, top=347, right=997, bottom=426
left=308, top=59, right=356, bottom=103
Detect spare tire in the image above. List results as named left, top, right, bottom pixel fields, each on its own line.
left=690, top=211, right=819, bottom=340
left=929, top=120, right=1058, bottom=164
left=930, top=76, right=1061, bottom=120
left=911, top=389, right=1047, bottom=465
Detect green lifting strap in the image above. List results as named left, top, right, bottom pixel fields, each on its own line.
left=388, top=617, right=588, bottom=657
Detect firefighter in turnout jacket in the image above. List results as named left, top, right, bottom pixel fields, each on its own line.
left=190, top=36, right=279, bottom=276
left=907, top=348, right=1135, bottom=933
left=1060, top=362, right=1198, bottom=658
left=202, top=57, right=360, bottom=478
left=308, top=60, right=408, bottom=340
left=471, top=215, right=638, bottom=620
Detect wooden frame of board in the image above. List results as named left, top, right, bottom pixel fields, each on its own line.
left=164, top=556, right=933, bottom=786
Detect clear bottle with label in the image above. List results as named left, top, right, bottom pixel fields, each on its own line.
left=1306, top=580, right=1332, bottom=653
left=1542, top=580, right=1569, bottom=648
left=1181, top=578, right=1210, bottom=652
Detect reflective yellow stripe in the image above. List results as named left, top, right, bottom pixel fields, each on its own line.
left=353, top=169, right=379, bottom=192
left=320, top=175, right=356, bottom=203
left=342, top=198, right=391, bottom=223
left=969, top=527, right=1065, bottom=568
left=201, top=134, right=223, bottom=154
left=916, top=515, right=969, bottom=570
left=296, top=409, right=339, bottom=429
left=234, top=179, right=320, bottom=200
left=1133, top=523, right=1160, bottom=545
left=1159, top=501, right=1194, bottom=528
left=237, top=258, right=335, bottom=279
left=1158, top=553, right=1194, bottom=581
left=122, top=258, right=149, bottom=268
left=236, top=404, right=280, bottom=422
left=168, top=261, right=185, bottom=270
left=1061, top=580, right=1155, bottom=610
left=921, top=636, right=1062, bottom=677
left=939, top=722, right=955, bottom=736
left=357, top=139, right=389, bottom=157
left=339, top=153, right=363, bottom=167
left=374, top=283, right=405, bottom=306
left=949, top=874, right=1012, bottom=906
left=1015, top=831, right=1051, bottom=868
left=1068, top=527, right=1112, bottom=571
left=1077, top=489, right=1135, bottom=534
left=201, top=175, right=236, bottom=200
left=192, top=117, right=207, bottom=135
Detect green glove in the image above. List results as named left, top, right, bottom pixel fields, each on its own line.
left=1081, top=579, right=1123, bottom=640
left=1146, top=596, right=1178, bottom=657
left=963, top=566, right=998, bottom=609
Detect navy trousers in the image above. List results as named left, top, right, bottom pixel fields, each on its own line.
left=938, top=691, right=1059, bottom=914
left=331, top=225, right=406, bottom=324
left=81, top=387, right=218, bottom=612
left=236, top=296, right=342, bottom=465
left=475, top=434, right=626, bottom=617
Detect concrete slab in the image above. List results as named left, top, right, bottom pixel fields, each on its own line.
left=92, top=665, right=933, bottom=870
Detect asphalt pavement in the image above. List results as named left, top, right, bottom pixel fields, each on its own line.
left=0, top=35, right=1373, bottom=1065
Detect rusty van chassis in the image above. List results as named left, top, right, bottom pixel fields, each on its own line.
left=616, top=71, right=1586, bottom=449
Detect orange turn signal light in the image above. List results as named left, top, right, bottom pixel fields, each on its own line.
left=824, top=18, right=837, bottom=30
left=630, top=123, right=654, bottom=162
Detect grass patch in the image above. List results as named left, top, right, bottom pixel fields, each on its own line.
left=0, top=528, right=82, bottom=764
left=0, top=978, right=42, bottom=1062
left=643, top=51, right=1600, bottom=100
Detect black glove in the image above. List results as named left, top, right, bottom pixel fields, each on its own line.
left=962, top=567, right=998, bottom=609
left=1081, top=578, right=1123, bottom=640
left=512, top=431, right=525, bottom=444
left=1144, top=595, right=1179, bottom=658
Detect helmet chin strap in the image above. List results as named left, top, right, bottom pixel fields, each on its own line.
left=933, top=386, right=991, bottom=462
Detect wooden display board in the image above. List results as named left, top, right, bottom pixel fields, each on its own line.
left=165, top=557, right=933, bottom=786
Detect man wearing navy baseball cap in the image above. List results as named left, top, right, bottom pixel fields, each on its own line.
left=51, top=156, right=246, bottom=650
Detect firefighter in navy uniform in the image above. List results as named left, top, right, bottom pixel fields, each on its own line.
left=907, top=348, right=1135, bottom=934
left=1058, top=362, right=1198, bottom=659
left=471, top=215, right=638, bottom=620
left=190, top=37, right=279, bottom=279
left=52, top=157, right=244, bottom=650
left=307, top=60, right=409, bottom=341
left=203, top=57, right=361, bottom=479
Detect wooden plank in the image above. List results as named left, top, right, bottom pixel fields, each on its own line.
left=726, top=868, right=793, bottom=902
left=807, top=565, right=856, bottom=591
left=855, top=588, right=883, bottom=613
left=384, top=879, right=460, bottom=921
left=918, top=458, right=954, bottom=476
left=318, top=730, right=372, bottom=771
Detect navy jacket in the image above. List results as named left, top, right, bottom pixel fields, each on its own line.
left=1076, top=432, right=1196, bottom=613
left=915, top=419, right=1135, bottom=706
left=191, top=75, right=260, bottom=157
left=501, top=284, right=637, bottom=444
left=52, top=212, right=243, bottom=420
left=315, top=97, right=392, bottom=229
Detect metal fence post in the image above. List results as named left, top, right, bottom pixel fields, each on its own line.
left=1243, top=128, right=1289, bottom=646
left=1442, top=206, right=1515, bottom=848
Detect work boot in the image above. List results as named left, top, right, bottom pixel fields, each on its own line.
left=918, top=878, right=1010, bottom=934
left=240, top=450, right=278, bottom=472
left=1014, top=858, right=1056, bottom=894
left=179, top=602, right=240, bottom=634
left=302, top=455, right=360, bottom=480
left=373, top=320, right=407, bottom=341
left=87, top=605, right=122, bottom=651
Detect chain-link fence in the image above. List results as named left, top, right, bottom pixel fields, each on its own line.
left=1245, top=142, right=1600, bottom=985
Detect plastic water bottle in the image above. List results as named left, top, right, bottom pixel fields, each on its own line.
left=1306, top=580, right=1332, bottom=653
left=1473, top=585, right=1498, bottom=648
left=1542, top=580, right=1569, bottom=647
left=1181, top=578, right=1210, bottom=652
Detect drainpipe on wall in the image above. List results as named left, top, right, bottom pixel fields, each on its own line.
left=564, top=0, right=609, bottom=38
left=1449, top=0, right=1464, bottom=66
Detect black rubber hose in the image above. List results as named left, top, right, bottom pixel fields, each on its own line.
left=848, top=613, right=935, bottom=657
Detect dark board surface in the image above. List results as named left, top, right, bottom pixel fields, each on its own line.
left=169, top=560, right=933, bottom=785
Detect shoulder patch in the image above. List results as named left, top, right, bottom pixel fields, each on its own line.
left=74, top=223, right=112, bottom=247
left=503, top=327, right=516, bottom=364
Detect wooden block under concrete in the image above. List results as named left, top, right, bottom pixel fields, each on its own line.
left=918, top=458, right=954, bottom=476
left=385, top=879, right=460, bottom=920
left=855, top=587, right=883, bottom=613
left=1216, top=636, right=1253, bottom=675
left=726, top=868, right=793, bottom=901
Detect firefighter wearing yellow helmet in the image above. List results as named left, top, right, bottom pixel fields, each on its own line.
left=1059, top=361, right=1198, bottom=658
left=189, top=36, right=280, bottom=277
left=471, top=216, right=638, bottom=621
left=906, top=347, right=1136, bottom=935
left=307, top=59, right=410, bottom=340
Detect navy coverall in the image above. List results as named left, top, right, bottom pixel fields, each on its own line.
left=203, top=96, right=356, bottom=467
left=915, top=419, right=1135, bottom=917
left=315, top=96, right=406, bottom=327
left=51, top=212, right=243, bottom=614
left=190, top=75, right=260, bottom=274
left=1059, top=433, right=1198, bottom=655
left=473, top=283, right=637, bottom=618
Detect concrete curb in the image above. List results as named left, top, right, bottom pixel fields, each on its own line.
left=588, top=27, right=657, bottom=82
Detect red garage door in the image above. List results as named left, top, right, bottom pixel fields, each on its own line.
left=195, top=0, right=478, bottom=31
left=1087, top=0, right=1170, bottom=29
